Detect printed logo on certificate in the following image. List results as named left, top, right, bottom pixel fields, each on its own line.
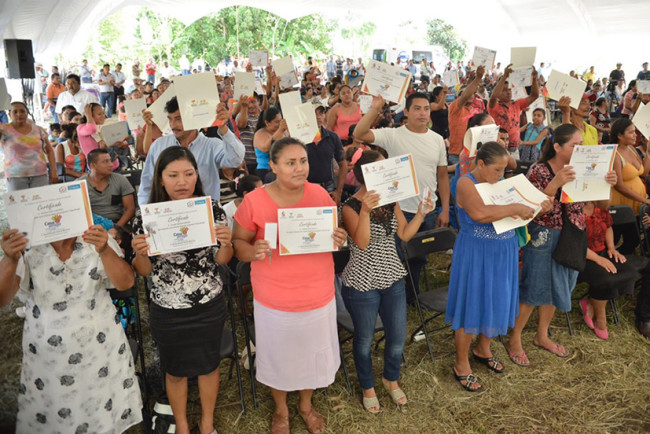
left=141, top=196, right=217, bottom=255
left=4, top=180, right=94, bottom=247
left=561, top=145, right=617, bottom=203
left=278, top=207, right=338, bottom=255
left=361, top=154, right=419, bottom=207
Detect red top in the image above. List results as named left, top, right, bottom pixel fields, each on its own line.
left=488, top=98, right=530, bottom=148
left=234, top=182, right=336, bottom=312
left=145, top=63, right=156, bottom=75
left=585, top=207, right=612, bottom=254
left=448, top=99, right=471, bottom=156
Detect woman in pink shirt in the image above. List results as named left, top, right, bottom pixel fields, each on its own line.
left=327, top=85, right=362, bottom=142
left=233, top=137, right=347, bottom=434
left=77, top=103, right=123, bottom=172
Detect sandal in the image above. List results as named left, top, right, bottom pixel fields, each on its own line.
left=271, top=413, right=290, bottom=434
left=362, top=396, right=381, bottom=414
left=452, top=367, right=483, bottom=392
left=533, top=340, right=570, bottom=358
left=508, top=350, right=530, bottom=367
left=472, top=353, right=505, bottom=373
left=297, top=406, right=325, bottom=434
left=382, top=381, right=407, bottom=405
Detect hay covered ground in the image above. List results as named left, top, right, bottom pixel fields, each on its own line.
left=1, top=176, right=649, bottom=433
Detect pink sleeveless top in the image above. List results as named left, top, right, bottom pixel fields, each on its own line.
left=333, top=104, right=362, bottom=141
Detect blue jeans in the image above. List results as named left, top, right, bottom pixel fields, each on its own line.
left=147, top=74, right=155, bottom=84
left=49, top=105, right=59, bottom=123
left=400, top=210, right=438, bottom=303
left=99, top=92, right=115, bottom=118
left=447, top=153, right=459, bottom=165
left=182, top=69, right=190, bottom=76
left=342, top=280, right=407, bottom=390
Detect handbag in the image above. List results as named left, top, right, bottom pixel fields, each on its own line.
left=552, top=203, right=588, bottom=271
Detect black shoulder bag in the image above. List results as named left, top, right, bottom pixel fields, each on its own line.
left=552, top=203, right=588, bottom=271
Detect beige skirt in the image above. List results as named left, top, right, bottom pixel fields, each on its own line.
left=253, top=298, right=340, bottom=391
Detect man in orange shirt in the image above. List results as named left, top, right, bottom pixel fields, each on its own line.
left=447, top=65, right=485, bottom=165
left=46, top=73, right=66, bottom=122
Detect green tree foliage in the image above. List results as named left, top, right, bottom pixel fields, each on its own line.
left=426, top=19, right=467, bottom=62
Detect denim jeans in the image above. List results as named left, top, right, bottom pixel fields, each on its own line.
left=49, top=105, right=59, bottom=123
left=447, top=153, right=459, bottom=165
left=99, top=92, right=115, bottom=118
left=400, top=210, right=438, bottom=303
left=147, top=74, right=156, bottom=84
left=342, top=280, right=407, bottom=390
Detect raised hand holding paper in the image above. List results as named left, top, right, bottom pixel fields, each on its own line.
left=546, top=70, right=585, bottom=109
left=233, top=72, right=256, bottom=99
left=249, top=50, right=269, bottom=67
left=637, top=80, right=650, bottom=94
left=278, top=91, right=303, bottom=115
left=633, top=102, right=650, bottom=139
left=141, top=196, right=217, bottom=255
left=509, top=67, right=533, bottom=89
left=358, top=94, right=373, bottom=114
left=471, top=46, right=497, bottom=69
left=442, top=69, right=459, bottom=87
left=100, top=121, right=129, bottom=144
left=278, top=207, right=338, bottom=255
left=173, top=73, right=220, bottom=130
left=510, top=47, right=537, bottom=68
left=361, top=154, right=419, bottom=207
left=124, top=98, right=147, bottom=130
left=148, top=83, right=176, bottom=130
left=284, top=102, right=320, bottom=144
left=4, top=180, right=93, bottom=247
left=511, top=86, right=529, bottom=100
left=362, top=60, right=411, bottom=104
left=561, top=145, right=616, bottom=203
left=463, top=124, right=499, bottom=158
left=273, top=56, right=298, bottom=89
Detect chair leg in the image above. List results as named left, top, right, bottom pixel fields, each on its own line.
left=237, top=283, right=258, bottom=409
left=225, top=283, right=246, bottom=416
left=565, top=312, right=574, bottom=336
left=610, top=299, right=620, bottom=325
left=132, top=281, right=151, bottom=432
left=406, top=267, right=435, bottom=362
left=339, top=342, right=353, bottom=395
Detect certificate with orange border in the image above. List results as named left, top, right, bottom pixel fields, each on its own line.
left=278, top=207, right=338, bottom=256
left=361, top=154, right=419, bottom=207
left=140, top=196, right=217, bottom=255
left=561, top=145, right=617, bottom=203
left=362, top=60, right=411, bottom=104
left=4, top=180, right=93, bottom=247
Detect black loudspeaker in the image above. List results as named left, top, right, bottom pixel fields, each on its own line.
left=4, top=39, right=35, bottom=79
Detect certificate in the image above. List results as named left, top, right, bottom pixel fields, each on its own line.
left=255, top=79, right=266, bottom=96
left=279, top=91, right=303, bottom=114
left=100, top=121, right=129, bottom=144
left=279, top=71, right=299, bottom=89
left=278, top=206, right=338, bottom=255
left=633, top=102, right=650, bottom=139
left=284, top=102, right=320, bottom=144
left=509, top=67, right=533, bottom=89
left=511, top=86, right=529, bottom=100
left=358, top=94, right=373, bottom=113
left=273, top=56, right=298, bottom=89
left=362, top=60, right=411, bottom=104
left=173, top=73, right=219, bottom=130
left=471, top=46, right=496, bottom=69
left=141, top=196, right=217, bottom=255
left=463, top=124, right=499, bottom=157
left=510, top=47, right=536, bottom=68
left=4, top=180, right=93, bottom=247
left=475, top=174, right=548, bottom=234
left=361, top=154, right=419, bottom=207
left=561, top=145, right=617, bottom=203
left=249, top=50, right=269, bottom=67
left=148, top=84, right=176, bottom=130
left=637, top=80, right=650, bottom=94
left=123, top=98, right=147, bottom=130
left=546, top=70, right=585, bottom=109
left=442, top=69, right=459, bottom=87
left=233, top=72, right=256, bottom=99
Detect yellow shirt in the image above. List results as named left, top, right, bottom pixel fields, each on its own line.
left=581, top=123, right=599, bottom=145
left=583, top=71, right=596, bottom=82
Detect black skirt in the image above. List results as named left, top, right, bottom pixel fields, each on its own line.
left=579, top=252, right=637, bottom=300
left=149, top=294, right=227, bottom=377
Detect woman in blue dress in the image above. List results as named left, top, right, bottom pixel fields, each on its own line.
left=446, top=142, right=551, bottom=392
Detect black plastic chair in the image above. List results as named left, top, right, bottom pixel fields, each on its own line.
left=235, top=261, right=258, bottom=408
left=401, top=228, right=456, bottom=362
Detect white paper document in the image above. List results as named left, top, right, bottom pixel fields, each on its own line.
left=442, top=69, right=459, bottom=87
left=173, top=73, right=219, bottom=130
left=637, top=80, right=650, bottom=94
left=510, top=47, right=537, bottom=68
left=511, top=86, right=529, bottom=100
left=561, top=145, right=617, bottom=203
left=4, top=180, right=94, bottom=247
left=278, top=206, right=338, bottom=255
left=0, top=78, right=11, bottom=110
left=463, top=124, right=499, bottom=158
left=233, top=72, right=256, bottom=99
left=264, top=223, right=278, bottom=249
left=633, top=102, right=650, bottom=139
left=148, top=84, right=176, bottom=130
left=123, top=98, right=147, bottom=130
left=475, top=174, right=548, bottom=234
left=361, top=154, right=419, bottom=207
left=546, top=70, right=586, bottom=109
left=471, top=46, right=497, bottom=69
left=279, top=91, right=303, bottom=114
left=284, top=102, right=320, bottom=144
left=358, top=94, right=373, bottom=113
left=249, top=50, right=269, bottom=67
left=273, top=57, right=298, bottom=89
left=362, top=60, right=412, bottom=104
left=509, top=67, right=533, bottom=89
left=141, top=196, right=217, bottom=255
left=100, top=121, right=129, bottom=144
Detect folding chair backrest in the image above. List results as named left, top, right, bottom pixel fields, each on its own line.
left=236, top=261, right=251, bottom=287
left=123, top=169, right=142, bottom=190
left=333, top=249, right=351, bottom=275
left=513, top=161, right=532, bottom=175
left=401, top=228, right=456, bottom=260
left=609, top=205, right=636, bottom=226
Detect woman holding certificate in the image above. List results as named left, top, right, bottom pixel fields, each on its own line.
left=0, top=227, right=142, bottom=432
left=509, top=124, right=617, bottom=365
left=447, top=142, right=548, bottom=392
left=253, top=106, right=288, bottom=181
left=130, top=147, right=233, bottom=434
left=341, top=150, right=434, bottom=410
left=233, top=137, right=348, bottom=434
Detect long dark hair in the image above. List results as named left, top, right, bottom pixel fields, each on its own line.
left=622, top=80, right=637, bottom=98
left=467, top=112, right=491, bottom=129
left=353, top=150, right=382, bottom=185
left=81, top=102, right=102, bottom=124
left=475, top=141, right=508, bottom=165
left=148, top=147, right=204, bottom=204
left=270, top=137, right=307, bottom=164
left=610, top=118, right=634, bottom=144
left=539, top=123, right=580, bottom=163
left=255, top=106, right=281, bottom=132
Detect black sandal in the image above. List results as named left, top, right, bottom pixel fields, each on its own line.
left=473, top=353, right=505, bottom=374
left=452, top=367, right=483, bottom=392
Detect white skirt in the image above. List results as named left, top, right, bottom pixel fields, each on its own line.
left=254, top=298, right=340, bottom=391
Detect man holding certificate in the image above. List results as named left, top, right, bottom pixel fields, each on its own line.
left=138, top=96, right=245, bottom=205
left=354, top=93, right=450, bottom=302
